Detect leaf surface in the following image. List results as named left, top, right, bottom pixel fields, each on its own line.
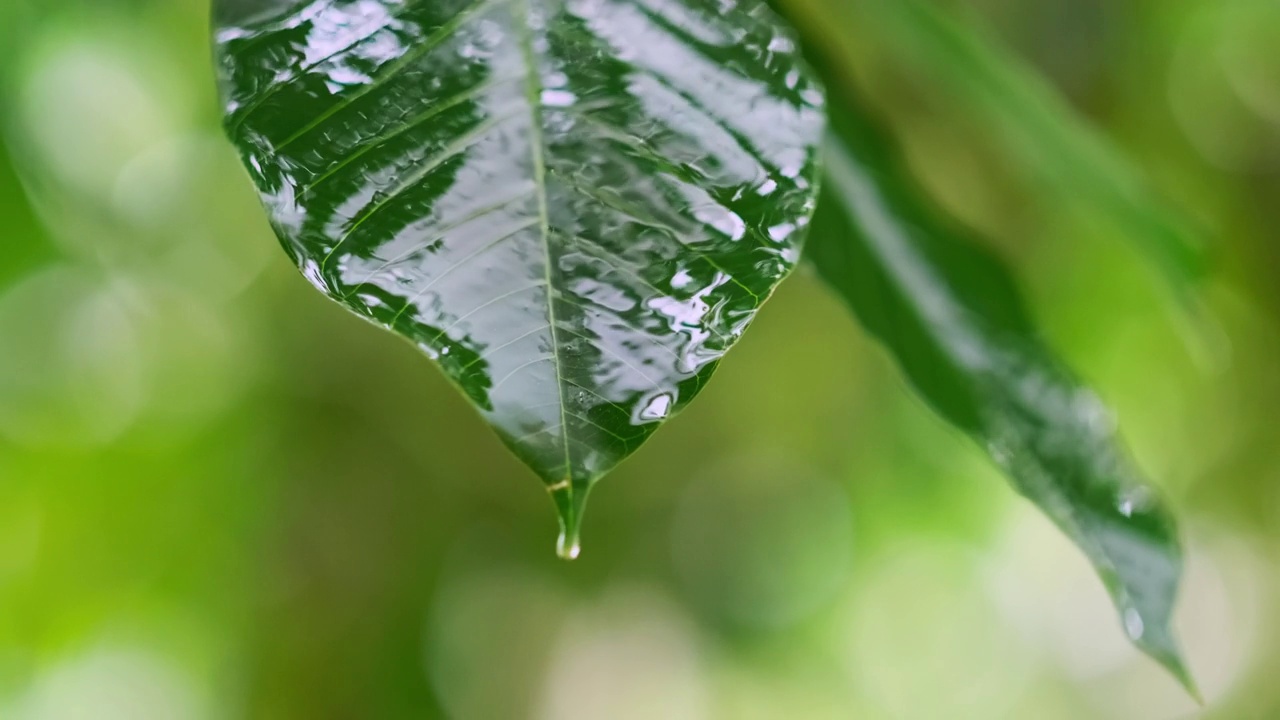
left=808, top=88, right=1196, bottom=692
left=213, top=0, right=824, bottom=554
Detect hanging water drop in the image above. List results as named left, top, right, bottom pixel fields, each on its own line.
left=549, top=480, right=592, bottom=561
left=557, top=530, right=581, bottom=560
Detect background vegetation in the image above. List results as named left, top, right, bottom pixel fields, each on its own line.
left=2, top=0, right=1278, bottom=717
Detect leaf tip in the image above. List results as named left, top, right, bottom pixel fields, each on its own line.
left=1152, top=647, right=1202, bottom=705
left=1129, top=617, right=1200, bottom=703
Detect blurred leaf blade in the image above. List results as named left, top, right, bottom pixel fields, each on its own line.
left=212, top=0, right=825, bottom=554
left=807, top=97, right=1196, bottom=693
left=793, top=0, right=1208, bottom=305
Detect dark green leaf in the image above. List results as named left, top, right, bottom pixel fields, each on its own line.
left=212, top=0, right=824, bottom=556
left=808, top=88, right=1196, bottom=693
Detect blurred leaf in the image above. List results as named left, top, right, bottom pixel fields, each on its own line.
left=0, top=139, right=58, bottom=290
left=0, top=2, right=47, bottom=285
left=806, top=91, right=1196, bottom=692
left=212, top=0, right=824, bottom=555
left=0, top=0, right=32, bottom=75
left=787, top=0, right=1208, bottom=307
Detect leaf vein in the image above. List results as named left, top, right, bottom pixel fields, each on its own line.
left=513, top=0, right=574, bottom=483
left=462, top=323, right=551, bottom=370
left=321, top=109, right=526, bottom=275
left=489, top=354, right=555, bottom=392
left=273, top=0, right=500, bottom=150
left=228, top=0, right=428, bottom=134
left=338, top=185, right=537, bottom=302
left=303, top=73, right=525, bottom=196
left=563, top=379, right=633, bottom=418
left=556, top=326, right=664, bottom=392
left=381, top=216, right=540, bottom=327
left=551, top=171, right=763, bottom=301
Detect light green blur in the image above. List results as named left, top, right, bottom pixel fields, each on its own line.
left=2, top=0, right=1278, bottom=718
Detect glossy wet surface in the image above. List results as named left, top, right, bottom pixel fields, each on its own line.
left=214, top=0, right=824, bottom=549
left=810, top=103, right=1193, bottom=688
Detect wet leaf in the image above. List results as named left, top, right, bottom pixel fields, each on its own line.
left=807, top=88, right=1196, bottom=693
left=212, top=0, right=824, bottom=556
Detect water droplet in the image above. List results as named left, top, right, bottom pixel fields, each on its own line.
left=557, top=533, right=581, bottom=560
left=986, top=440, right=1011, bottom=465
left=1117, top=487, right=1150, bottom=518
left=549, top=482, right=591, bottom=561
left=1123, top=608, right=1145, bottom=640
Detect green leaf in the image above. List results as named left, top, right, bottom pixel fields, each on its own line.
left=808, top=88, right=1196, bottom=692
left=212, top=0, right=825, bottom=556
left=782, top=0, right=1209, bottom=309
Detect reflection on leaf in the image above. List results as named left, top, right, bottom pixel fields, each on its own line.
left=806, top=90, right=1196, bottom=692
left=213, top=0, right=825, bottom=555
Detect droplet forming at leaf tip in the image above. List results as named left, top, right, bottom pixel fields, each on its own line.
left=550, top=482, right=590, bottom=561
left=556, top=532, right=581, bottom=561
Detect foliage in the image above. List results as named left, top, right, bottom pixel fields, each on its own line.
left=212, top=0, right=1201, bottom=688
left=10, top=0, right=1279, bottom=715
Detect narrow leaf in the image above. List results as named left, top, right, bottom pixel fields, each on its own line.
left=808, top=91, right=1196, bottom=692
left=783, top=0, right=1208, bottom=309
left=212, top=0, right=824, bottom=555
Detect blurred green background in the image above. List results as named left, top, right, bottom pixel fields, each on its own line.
left=1, top=0, right=1278, bottom=717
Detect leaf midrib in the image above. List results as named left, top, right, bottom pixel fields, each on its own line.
left=512, top=0, right=574, bottom=486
